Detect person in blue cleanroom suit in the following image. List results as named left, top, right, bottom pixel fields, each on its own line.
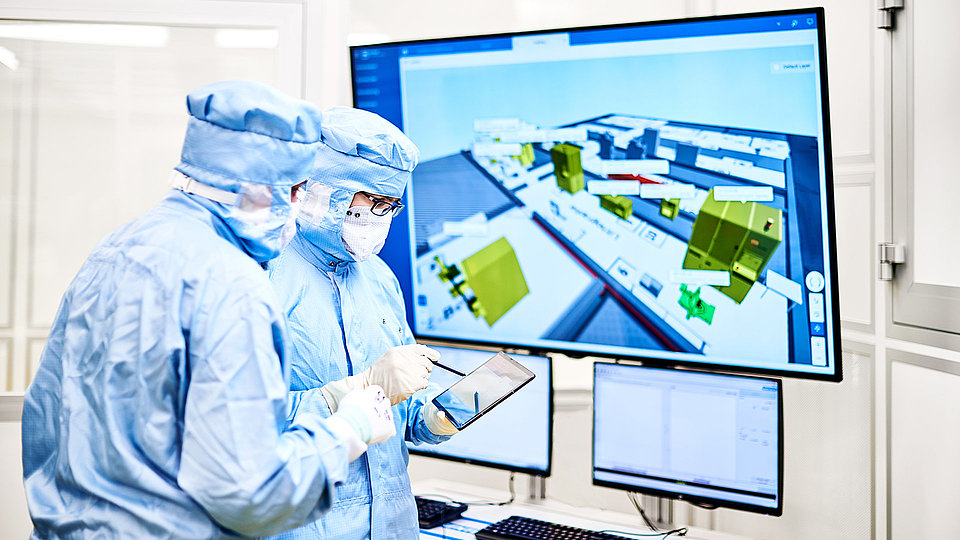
left=267, top=106, right=460, bottom=540
left=20, top=81, right=399, bottom=539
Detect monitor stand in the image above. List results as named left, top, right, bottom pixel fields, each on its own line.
left=527, top=475, right=546, bottom=501
left=640, top=494, right=674, bottom=529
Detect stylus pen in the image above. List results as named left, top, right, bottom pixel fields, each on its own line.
left=430, top=359, right=466, bottom=377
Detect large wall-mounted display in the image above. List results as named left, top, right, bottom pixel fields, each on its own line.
left=351, top=8, right=841, bottom=381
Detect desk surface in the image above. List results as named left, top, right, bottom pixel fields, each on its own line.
left=413, top=480, right=752, bottom=540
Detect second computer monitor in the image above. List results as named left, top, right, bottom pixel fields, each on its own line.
left=408, top=345, right=552, bottom=476
left=593, top=361, right=782, bottom=515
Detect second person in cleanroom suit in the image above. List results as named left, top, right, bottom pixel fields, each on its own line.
left=267, top=106, right=460, bottom=540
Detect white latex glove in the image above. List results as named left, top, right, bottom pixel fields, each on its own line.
left=321, top=345, right=439, bottom=411
left=327, top=385, right=396, bottom=461
left=423, top=400, right=459, bottom=436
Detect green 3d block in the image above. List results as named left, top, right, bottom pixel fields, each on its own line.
left=683, top=188, right=782, bottom=304
left=678, top=284, right=715, bottom=324
left=660, top=198, right=680, bottom=220
left=513, top=143, right=535, bottom=167
left=551, top=143, right=584, bottom=194
left=461, top=237, right=530, bottom=326
left=599, top=194, right=632, bottom=220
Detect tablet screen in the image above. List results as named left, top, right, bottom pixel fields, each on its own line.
left=431, top=352, right=535, bottom=430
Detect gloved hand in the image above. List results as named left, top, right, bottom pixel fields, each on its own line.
left=423, top=401, right=459, bottom=436
left=321, top=344, right=440, bottom=411
left=325, top=385, right=396, bottom=461
left=363, top=344, right=439, bottom=405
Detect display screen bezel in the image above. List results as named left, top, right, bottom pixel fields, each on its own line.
left=351, top=7, right=841, bottom=383
left=591, top=360, right=784, bottom=516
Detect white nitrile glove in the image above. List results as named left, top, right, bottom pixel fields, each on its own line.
left=319, top=377, right=364, bottom=414
left=363, top=344, right=439, bottom=405
left=320, top=345, right=439, bottom=411
left=423, top=400, right=459, bottom=436
left=327, top=385, right=396, bottom=461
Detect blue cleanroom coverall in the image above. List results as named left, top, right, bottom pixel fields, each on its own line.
left=21, top=81, right=355, bottom=539
left=267, top=107, right=450, bottom=540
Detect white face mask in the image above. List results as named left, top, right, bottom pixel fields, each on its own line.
left=279, top=197, right=301, bottom=249
left=341, top=206, right=392, bottom=262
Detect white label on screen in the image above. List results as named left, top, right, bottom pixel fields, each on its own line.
left=808, top=293, right=825, bottom=323
left=771, top=60, right=814, bottom=73
left=546, top=127, right=588, bottom=143
left=811, top=337, right=827, bottom=366
left=713, top=186, right=774, bottom=202
left=765, top=270, right=803, bottom=304
left=498, top=127, right=588, bottom=144
left=640, top=183, right=696, bottom=200
left=670, top=269, right=731, bottom=286
left=602, top=159, right=670, bottom=175
left=475, top=118, right=520, bottom=132
left=587, top=180, right=641, bottom=195
left=442, top=219, right=489, bottom=237
left=473, top=142, right=522, bottom=156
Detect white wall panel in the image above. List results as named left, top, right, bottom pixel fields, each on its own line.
left=715, top=0, right=874, bottom=159
left=910, top=0, right=960, bottom=288
left=890, top=358, right=960, bottom=539
left=9, top=338, right=27, bottom=394
left=349, top=0, right=685, bottom=45
left=349, top=0, right=520, bottom=43
left=834, top=182, right=873, bottom=325
left=512, top=1, right=685, bottom=33
left=18, top=338, right=45, bottom=393
left=0, top=340, right=9, bottom=392
left=0, top=421, right=31, bottom=539
left=0, top=54, right=15, bottom=329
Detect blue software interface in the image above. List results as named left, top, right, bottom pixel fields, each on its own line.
left=353, top=9, right=840, bottom=380
left=593, top=362, right=781, bottom=514
left=407, top=346, right=552, bottom=474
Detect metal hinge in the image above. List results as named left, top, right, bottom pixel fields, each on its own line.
left=877, top=0, right=905, bottom=30
left=878, top=242, right=905, bottom=281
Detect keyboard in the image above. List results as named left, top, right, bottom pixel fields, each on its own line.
left=475, top=515, right=637, bottom=540
left=415, top=496, right=469, bottom=529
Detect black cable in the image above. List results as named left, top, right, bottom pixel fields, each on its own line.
left=416, top=472, right=517, bottom=507
left=600, top=528, right=687, bottom=539
left=598, top=530, right=663, bottom=537
left=627, top=492, right=660, bottom=532
left=465, top=472, right=516, bottom=506
left=600, top=527, right=687, bottom=538
left=415, top=493, right=457, bottom=503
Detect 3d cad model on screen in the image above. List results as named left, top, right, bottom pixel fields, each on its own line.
left=412, top=113, right=823, bottom=371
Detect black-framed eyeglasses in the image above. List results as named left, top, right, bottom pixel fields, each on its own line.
left=359, top=192, right=404, bottom=217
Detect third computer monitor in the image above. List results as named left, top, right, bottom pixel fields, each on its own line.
left=592, top=361, right=782, bottom=515
left=407, top=345, right=553, bottom=476
left=354, top=8, right=841, bottom=381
